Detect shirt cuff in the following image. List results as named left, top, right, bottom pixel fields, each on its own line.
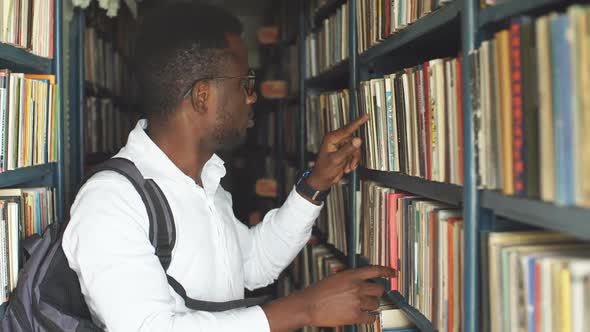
left=270, top=187, right=323, bottom=237
left=289, top=186, right=324, bottom=219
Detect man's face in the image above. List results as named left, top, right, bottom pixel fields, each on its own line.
left=209, top=34, right=257, bottom=151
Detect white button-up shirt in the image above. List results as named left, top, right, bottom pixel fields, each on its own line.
left=62, top=120, right=322, bottom=332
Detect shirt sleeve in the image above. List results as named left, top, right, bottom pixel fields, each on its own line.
left=62, top=174, right=270, bottom=332
left=233, top=187, right=323, bottom=290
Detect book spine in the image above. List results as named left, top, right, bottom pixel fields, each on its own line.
left=521, top=18, right=540, bottom=199
left=456, top=55, right=464, bottom=186
left=511, top=21, right=526, bottom=196
left=423, top=62, right=431, bottom=180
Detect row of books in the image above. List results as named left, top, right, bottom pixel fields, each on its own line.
left=358, top=57, right=464, bottom=185
left=85, top=97, right=137, bottom=156
left=358, top=181, right=464, bottom=332
left=0, top=0, right=54, bottom=58
left=317, top=181, right=349, bottom=255
left=0, top=187, right=55, bottom=305
left=483, top=231, right=590, bottom=332
left=306, top=90, right=350, bottom=154
left=0, top=71, right=60, bottom=172
left=84, top=27, right=135, bottom=98
left=356, top=0, right=452, bottom=54
left=472, top=5, right=590, bottom=207
left=306, top=3, right=349, bottom=78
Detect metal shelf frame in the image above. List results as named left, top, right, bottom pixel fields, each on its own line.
left=292, top=0, right=590, bottom=331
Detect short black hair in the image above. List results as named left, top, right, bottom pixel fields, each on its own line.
left=134, top=3, right=243, bottom=118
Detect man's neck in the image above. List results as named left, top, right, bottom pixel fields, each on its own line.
left=146, top=117, right=214, bottom=186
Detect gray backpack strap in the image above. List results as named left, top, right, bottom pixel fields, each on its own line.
left=166, top=275, right=270, bottom=312
left=82, top=158, right=174, bottom=270
left=85, top=158, right=269, bottom=311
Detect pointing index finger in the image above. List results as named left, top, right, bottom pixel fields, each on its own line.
left=331, top=114, right=370, bottom=143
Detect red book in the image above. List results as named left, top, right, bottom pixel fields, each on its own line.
left=456, top=54, right=464, bottom=185
left=385, top=0, right=391, bottom=36
left=388, top=193, right=408, bottom=291
left=510, top=21, right=526, bottom=195
left=446, top=218, right=463, bottom=332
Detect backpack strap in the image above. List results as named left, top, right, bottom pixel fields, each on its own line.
left=82, top=158, right=175, bottom=270
left=166, top=276, right=270, bottom=312
left=83, top=158, right=270, bottom=311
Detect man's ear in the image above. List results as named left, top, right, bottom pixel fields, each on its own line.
left=193, top=81, right=209, bottom=112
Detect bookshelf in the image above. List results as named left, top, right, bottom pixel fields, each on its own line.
left=0, top=0, right=65, bottom=319
left=358, top=0, right=462, bottom=65
left=0, top=1, right=65, bottom=223
left=287, top=0, right=590, bottom=331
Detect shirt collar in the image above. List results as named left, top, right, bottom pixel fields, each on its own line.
left=119, top=120, right=226, bottom=194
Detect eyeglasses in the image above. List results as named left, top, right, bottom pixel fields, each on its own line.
left=182, top=69, right=256, bottom=98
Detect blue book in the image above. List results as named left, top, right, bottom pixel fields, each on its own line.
left=550, top=14, right=576, bottom=205
left=36, top=192, right=42, bottom=235
left=385, top=78, right=396, bottom=170
left=526, top=256, right=537, bottom=332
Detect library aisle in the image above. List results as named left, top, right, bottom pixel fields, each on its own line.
left=0, top=0, right=589, bottom=332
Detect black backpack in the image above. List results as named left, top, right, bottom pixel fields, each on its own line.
left=0, top=158, right=268, bottom=332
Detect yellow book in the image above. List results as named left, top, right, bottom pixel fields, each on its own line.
left=536, top=15, right=555, bottom=202
left=495, top=29, right=513, bottom=195
left=561, top=268, right=572, bottom=332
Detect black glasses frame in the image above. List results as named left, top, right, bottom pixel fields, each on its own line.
left=182, top=69, right=256, bottom=98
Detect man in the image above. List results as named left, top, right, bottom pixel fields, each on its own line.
left=63, top=3, right=394, bottom=332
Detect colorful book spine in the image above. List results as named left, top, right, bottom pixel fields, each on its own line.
left=510, top=20, right=526, bottom=196
left=550, top=15, right=575, bottom=205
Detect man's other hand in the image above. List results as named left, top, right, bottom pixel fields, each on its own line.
left=300, top=265, right=395, bottom=327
